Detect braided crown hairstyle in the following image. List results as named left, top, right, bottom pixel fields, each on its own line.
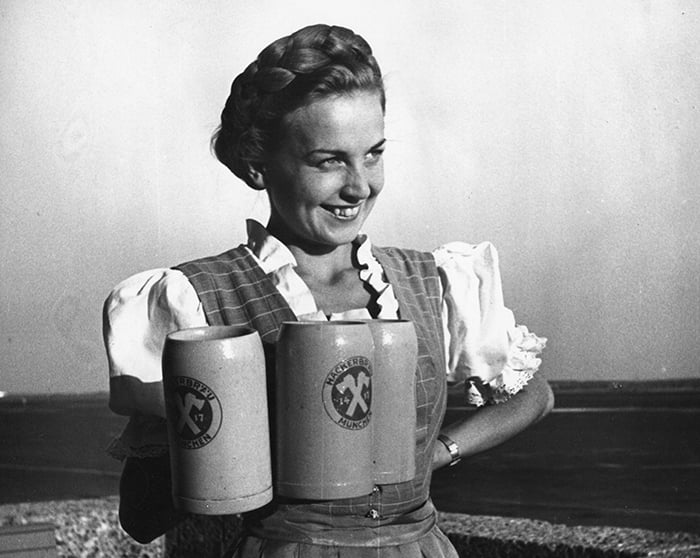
left=212, top=24, right=385, bottom=185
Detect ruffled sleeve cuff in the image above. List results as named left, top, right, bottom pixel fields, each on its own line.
left=465, top=325, right=546, bottom=406
left=434, top=241, right=546, bottom=406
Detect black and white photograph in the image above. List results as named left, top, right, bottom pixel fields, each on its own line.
left=1, top=1, right=698, bottom=556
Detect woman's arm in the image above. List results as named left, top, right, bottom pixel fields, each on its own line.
left=103, top=270, right=206, bottom=541
left=104, top=268, right=207, bottom=417
left=109, top=376, right=166, bottom=417
left=433, top=373, right=554, bottom=469
left=433, top=241, right=552, bottom=468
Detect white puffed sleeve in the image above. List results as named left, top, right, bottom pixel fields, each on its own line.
left=434, top=242, right=546, bottom=406
left=103, top=268, right=207, bottom=458
left=104, top=268, right=207, bottom=386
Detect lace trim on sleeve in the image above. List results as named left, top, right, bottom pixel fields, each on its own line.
left=106, top=437, right=169, bottom=461
left=466, top=325, right=546, bottom=406
left=106, top=415, right=169, bottom=460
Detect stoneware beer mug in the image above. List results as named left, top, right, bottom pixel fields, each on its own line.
left=364, top=319, right=418, bottom=484
left=162, top=325, right=272, bottom=514
left=275, top=321, right=375, bottom=499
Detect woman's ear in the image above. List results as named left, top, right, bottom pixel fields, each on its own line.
left=246, top=163, right=267, bottom=191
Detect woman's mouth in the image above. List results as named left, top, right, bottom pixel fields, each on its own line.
left=324, top=205, right=361, bottom=220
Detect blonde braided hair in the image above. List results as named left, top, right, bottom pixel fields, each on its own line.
left=212, top=24, right=385, bottom=185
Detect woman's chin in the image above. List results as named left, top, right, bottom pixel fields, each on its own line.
left=269, top=210, right=371, bottom=253
left=301, top=226, right=365, bottom=253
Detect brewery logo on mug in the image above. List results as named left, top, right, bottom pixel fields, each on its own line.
left=322, top=356, right=372, bottom=430
left=167, top=376, right=223, bottom=449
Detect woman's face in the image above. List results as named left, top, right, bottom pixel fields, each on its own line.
left=261, top=91, right=385, bottom=253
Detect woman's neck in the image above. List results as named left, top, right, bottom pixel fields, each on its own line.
left=287, top=241, right=372, bottom=315
left=286, top=242, right=356, bottom=285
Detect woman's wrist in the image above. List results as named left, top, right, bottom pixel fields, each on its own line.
left=433, top=433, right=460, bottom=470
left=437, top=434, right=461, bottom=466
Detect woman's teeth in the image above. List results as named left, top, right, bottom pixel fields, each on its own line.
left=330, top=206, right=360, bottom=219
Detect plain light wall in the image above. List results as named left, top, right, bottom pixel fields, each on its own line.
left=1, top=1, right=698, bottom=394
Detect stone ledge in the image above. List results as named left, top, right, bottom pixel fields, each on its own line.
left=1, top=498, right=699, bottom=558
left=0, top=498, right=158, bottom=557
left=439, top=513, right=700, bottom=558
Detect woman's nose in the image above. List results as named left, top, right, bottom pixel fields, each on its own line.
left=341, top=166, right=371, bottom=200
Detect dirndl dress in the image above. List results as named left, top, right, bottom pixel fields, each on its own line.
left=176, top=245, right=458, bottom=558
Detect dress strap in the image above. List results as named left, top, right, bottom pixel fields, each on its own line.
left=175, top=245, right=297, bottom=344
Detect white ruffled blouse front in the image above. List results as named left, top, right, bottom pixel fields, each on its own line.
left=104, top=220, right=545, bottom=456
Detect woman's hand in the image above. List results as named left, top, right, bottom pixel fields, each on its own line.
left=432, top=373, right=554, bottom=470
left=119, top=454, right=183, bottom=543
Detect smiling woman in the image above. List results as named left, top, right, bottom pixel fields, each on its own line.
left=257, top=93, right=385, bottom=254
left=255, top=93, right=386, bottom=314
left=102, top=23, right=552, bottom=557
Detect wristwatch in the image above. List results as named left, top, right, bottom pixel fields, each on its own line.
left=437, top=434, right=461, bottom=467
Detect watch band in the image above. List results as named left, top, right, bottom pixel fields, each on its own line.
left=437, top=434, right=461, bottom=466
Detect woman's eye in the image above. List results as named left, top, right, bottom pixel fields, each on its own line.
left=318, top=157, right=343, bottom=169
left=365, top=149, right=384, bottom=165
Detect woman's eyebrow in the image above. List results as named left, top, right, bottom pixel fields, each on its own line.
left=370, top=139, right=387, bottom=151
